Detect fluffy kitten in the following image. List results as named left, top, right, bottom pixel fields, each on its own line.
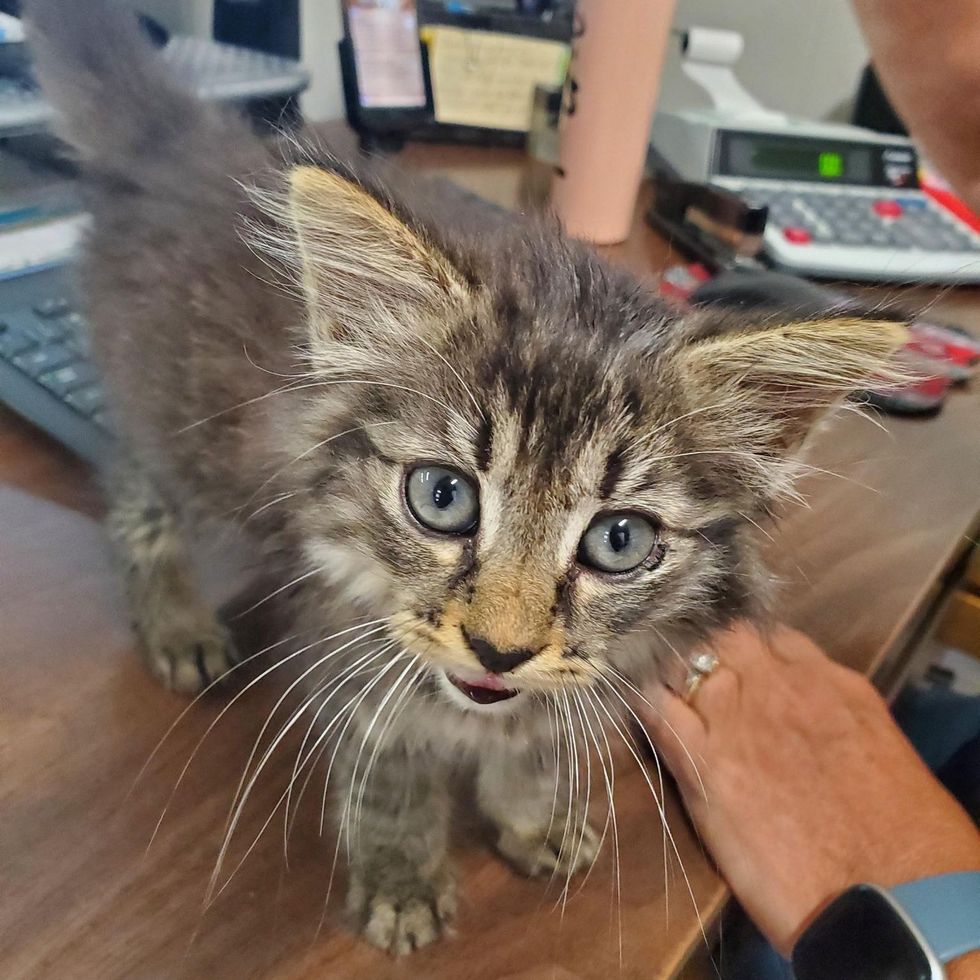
left=27, top=0, right=903, bottom=955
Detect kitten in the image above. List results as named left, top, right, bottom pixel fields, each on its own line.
left=26, top=0, right=904, bottom=955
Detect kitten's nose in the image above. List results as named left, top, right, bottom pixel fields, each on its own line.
left=463, top=630, right=538, bottom=674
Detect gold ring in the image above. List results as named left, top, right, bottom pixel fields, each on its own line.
left=683, top=651, right=720, bottom=704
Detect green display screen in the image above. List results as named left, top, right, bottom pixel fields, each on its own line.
left=724, top=134, right=873, bottom=183
left=818, top=152, right=844, bottom=178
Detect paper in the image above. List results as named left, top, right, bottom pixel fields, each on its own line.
left=423, top=26, right=568, bottom=132
left=347, top=4, right=427, bottom=109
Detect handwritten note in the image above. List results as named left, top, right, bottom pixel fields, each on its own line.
left=423, top=26, right=568, bottom=132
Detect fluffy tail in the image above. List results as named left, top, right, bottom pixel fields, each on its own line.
left=24, top=0, right=224, bottom=176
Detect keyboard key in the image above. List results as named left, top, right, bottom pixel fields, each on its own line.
left=66, top=384, right=104, bottom=417
left=0, top=328, right=36, bottom=358
left=32, top=318, right=70, bottom=343
left=873, top=199, right=903, bottom=218
left=12, top=343, right=76, bottom=377
left=39, top=362, right=94, bottom=395
left=33, top=296, right=72, bottom=318
left=783, top=226, right=812, bottom=244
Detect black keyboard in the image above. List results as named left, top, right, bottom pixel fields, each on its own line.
left=0, top=265, right=112, bottom=464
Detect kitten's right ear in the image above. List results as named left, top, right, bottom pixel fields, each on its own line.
left=285, top=166, right=468, bottom=344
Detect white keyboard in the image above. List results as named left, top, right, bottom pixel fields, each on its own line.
left=0, top=36, right=309, bottom=138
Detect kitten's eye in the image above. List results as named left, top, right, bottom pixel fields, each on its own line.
left=578, top=512, right=658, bottom=573
left=405, top=465, right=479, bottom=535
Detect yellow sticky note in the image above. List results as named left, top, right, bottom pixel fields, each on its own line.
left=427, top=27, right=568, bottom=132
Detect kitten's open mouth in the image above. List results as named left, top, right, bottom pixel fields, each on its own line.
left=445, top=671, right=520, bottom=705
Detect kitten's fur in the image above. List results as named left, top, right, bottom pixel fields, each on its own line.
left=27, top=0, right=904, bottom=955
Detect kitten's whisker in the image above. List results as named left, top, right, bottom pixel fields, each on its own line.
left=241, top=490, right=298, bottom=525
left=176, top=377, right=326, bottom=433
left=147, top=620, right=385, bottom=850
left=597, top=660, right=709, bottom=805
left=316, top=654, right=416, bottom=919
left=132, top=628, right=308, bottom=800
left=561, top=688, right=594, bottom=914
left=589, top=688, right=710, bottom=952
left=350, top=659, right=426, bottom=837
left=580, top=688, right=623, bottom=967
left=232, top=565, right=324, bottom=619
left=412, top=332, right=486, bottom=422
left=343, top=653, right=421, bottom=852
left=237, top=419, right=399, bottom=518
left=208, top=644, right=398, bottom=904
left=282, top=646, right=397, bottom=863
left=210, top=625, right=390, bottom=877
left=545, top=689, right=577, bottom=901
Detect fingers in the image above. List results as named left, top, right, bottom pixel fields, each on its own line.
left=635, top=680, right=707, bottom=789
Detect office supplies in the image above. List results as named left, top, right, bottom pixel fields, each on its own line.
left=651, top=27, right=980, bottom=283
left=424, top=25, right=566, bottom=131
left=551, top=0, right=674, bottom=244
left=341, top=1, right=572, bottom=150
left=647, top=175, right=768, bottom=270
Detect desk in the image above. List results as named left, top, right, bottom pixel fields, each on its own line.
left=2, top=124, right=979, bottom=980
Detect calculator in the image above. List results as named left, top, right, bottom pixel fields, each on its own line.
left=713, top=178, right=980, bottom=282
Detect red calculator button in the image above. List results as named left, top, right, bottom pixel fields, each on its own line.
left=783, top=226, right=812, bottom=244
left=873, top=199, right=903, bottom=218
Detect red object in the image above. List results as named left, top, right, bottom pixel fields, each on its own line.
left=873, top=199, right=903, bottom=218
left=906, top=320, right=980, bottom=381
left=783, top=226, right=812, bottom=244
left=921, top=182, right=980, bottom=234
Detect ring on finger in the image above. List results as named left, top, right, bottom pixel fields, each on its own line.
left=683, top=651, right=720, bottom=704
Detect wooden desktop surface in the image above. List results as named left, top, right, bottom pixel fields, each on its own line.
left=2, top=127, right=980, bottom=980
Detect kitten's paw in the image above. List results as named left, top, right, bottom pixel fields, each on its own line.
left=139, top=615, right=238, bottom=695
left=347, top=862, right=455, bottom=956
left=495, top=820, right=600, bottom=878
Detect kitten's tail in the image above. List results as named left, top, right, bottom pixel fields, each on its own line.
left=23, top=0, right=227, bottom=177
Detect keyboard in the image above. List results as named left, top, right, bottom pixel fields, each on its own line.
left=0, top=265, right=111, bottom=464
left=713, top=179, right=980, bottom=282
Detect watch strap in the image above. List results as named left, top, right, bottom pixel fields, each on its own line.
left=891, top=871, right=980, bottom=962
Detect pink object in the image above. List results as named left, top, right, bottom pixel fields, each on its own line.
left=551, top=0, right=676, bottom=244
left=873, top=199, right=903, bottom=218
left=783, top=226, right=812, bottom=244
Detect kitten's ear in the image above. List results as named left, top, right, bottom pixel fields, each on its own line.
left=676, top=317, right=907, bottom=458
left=286, top=166, right=468, bottom=344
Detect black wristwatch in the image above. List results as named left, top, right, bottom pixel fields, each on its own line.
left=792, top=872, right=980, bottom=980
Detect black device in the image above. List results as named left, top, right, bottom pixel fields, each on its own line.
left=791, top=875, right=980, bottom=980
left=0, top=265, right=110, bottom=465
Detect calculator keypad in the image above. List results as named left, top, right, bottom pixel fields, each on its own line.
left=728, top=183, right=980, bottom=253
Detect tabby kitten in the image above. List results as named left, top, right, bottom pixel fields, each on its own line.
left=27, top=0, right=903, bottom=955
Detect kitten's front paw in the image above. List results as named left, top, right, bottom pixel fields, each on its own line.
left=138, top=614, right=238, bottom=695
left=347, top=859, right=456, bottom=955
left=495, top=820, right=600, bottom=878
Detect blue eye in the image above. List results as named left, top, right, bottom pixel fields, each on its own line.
left=578, top=513, right=658, bottom=573
left=405, top=465, right=479, bottom=535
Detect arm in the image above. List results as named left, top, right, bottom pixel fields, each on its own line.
left=639, top=623, right=980, bottom=977
left=853, top=0, right=980, bottom=213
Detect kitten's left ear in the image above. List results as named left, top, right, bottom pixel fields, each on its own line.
left=286, top=165, right=468, bottom=344
left=675, top=316, right=907, bottom=459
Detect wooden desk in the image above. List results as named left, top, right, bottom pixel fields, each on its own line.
left=2, top=127, right=979, bottom=980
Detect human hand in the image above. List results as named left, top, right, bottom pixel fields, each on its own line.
left=638, top=622, right=980, bottom=969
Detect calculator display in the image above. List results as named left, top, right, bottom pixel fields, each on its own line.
left=717, top=132, right=918, bottom=188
